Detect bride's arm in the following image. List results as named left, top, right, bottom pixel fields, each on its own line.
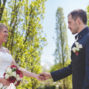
left=5, top=48, right=41, bottom=80
left=11, top=59, right=40, bottom=80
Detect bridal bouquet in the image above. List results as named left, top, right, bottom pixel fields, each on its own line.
left=3, top=65, right=23, bottom=86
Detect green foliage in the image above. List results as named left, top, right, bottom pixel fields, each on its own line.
left=50, top=59, right=72, bottom=89
left=0, top=0, right=46, bottom=89
left=87, top=6, right=89, bottom=26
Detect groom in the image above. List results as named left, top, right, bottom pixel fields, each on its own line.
left=40, top=9, right=89, bottom=89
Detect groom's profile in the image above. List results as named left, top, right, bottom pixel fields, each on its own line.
left=40, top=9, right=89, bottom=89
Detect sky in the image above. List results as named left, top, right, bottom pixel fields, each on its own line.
left=41, top=0, right=89, bottom=69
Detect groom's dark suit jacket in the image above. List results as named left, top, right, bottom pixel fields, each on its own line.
left=51, top=27, right=89, bottom=89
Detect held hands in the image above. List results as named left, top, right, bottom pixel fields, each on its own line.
left=33, top=72, right=51, bottom=81
left=38, top=72, right=52, bottom=81
left=34, top=74, right=43, bottom=81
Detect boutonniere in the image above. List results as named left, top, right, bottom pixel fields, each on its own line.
left=72, top=42, right=83, bottom=56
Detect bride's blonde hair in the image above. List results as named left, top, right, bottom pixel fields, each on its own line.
left=0, top=23, right=8, bottom=31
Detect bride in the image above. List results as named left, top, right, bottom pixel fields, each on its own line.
left=0, top=23, right=41, bottom=89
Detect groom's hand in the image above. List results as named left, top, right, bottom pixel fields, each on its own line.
left=39, top=72, right=52, bottom=80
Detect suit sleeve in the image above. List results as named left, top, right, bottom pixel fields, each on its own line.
left=82, top=37, right=89, bottom=89
left=51, top=63, right=72, bottom=81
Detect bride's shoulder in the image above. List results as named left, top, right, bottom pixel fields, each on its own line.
left=2, top=47, right=10, bottom=53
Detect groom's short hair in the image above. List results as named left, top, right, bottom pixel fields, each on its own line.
left=68, top=9, right=87, bottom=24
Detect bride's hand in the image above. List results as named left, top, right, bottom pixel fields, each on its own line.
left=35, top=74, right=43, bottom=81
left=0, top=78, right=10, bottom=86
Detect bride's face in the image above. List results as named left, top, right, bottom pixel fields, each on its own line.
left=0, top=28, right=8, bottom=43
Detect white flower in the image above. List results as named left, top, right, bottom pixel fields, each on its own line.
left=5, top=74, right=9, bottom=79
left=75, top=42, right=79, bottom=47
left=11, top=72, right=16, bottom=77
left=0, top=83, right=3, bottom=88
left=3, top=86, right=7, bottom=89
left=6, top=67, right=12, bottom=74
left=16, top=74, right=21, bottom=81
left=72, top=42, right=83, bottom=55
left=79, top=44, right=83, bottom=48
left=14, top=81, right=17, bottom=85
left=76, top=47, right=79, bottom=51
left=72, top=47, right=76, bottom=52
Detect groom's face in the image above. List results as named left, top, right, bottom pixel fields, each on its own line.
left=68, top=15, right=79, bottom=34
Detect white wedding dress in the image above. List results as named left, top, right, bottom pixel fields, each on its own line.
left=0, top=51, right=16, bottom=89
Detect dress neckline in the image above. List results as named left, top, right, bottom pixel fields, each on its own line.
left=0, top=47, right=7, bottom=54
left=0, top=51, right=9, bottom=54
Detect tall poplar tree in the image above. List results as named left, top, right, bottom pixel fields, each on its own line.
left=54, top=7, right=71, bottom=89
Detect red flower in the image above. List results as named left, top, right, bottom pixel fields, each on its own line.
left=11, top=65, right=17, bottom=69
left=15, top=81, right=20, bottom=86
left=75, top=51, right=79, bottom=56
left=16, top=69, right=23, bottom=78
left=3, top=73, right=6, bottom=79
left=7, top=76, right=16, bottom=83
left=3, top=73, right=6, bottom=76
